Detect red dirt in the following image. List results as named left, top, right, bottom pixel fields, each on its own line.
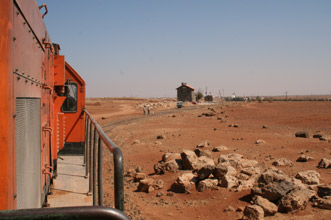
left=87, top=99, right=331, bottom=220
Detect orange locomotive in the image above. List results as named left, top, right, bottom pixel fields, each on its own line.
left=0, top=0, right=85, bottom=209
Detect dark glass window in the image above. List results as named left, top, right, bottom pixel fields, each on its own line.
left=62, top=82, right=77, bottom=112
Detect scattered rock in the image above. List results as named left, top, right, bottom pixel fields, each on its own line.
left=213, top=164, right=236, bottom=178
left=295, top=131, right=309, bottom=138
left=197, top=179, right=218, bottom=192
left=197, top=165, right=215, bottom=180
left=181, top=150, right=198, bottom=170
left=101, top=117, right=106, bottom=120
left=212, top=145, right=228, bottom=152
left=125, top=168, right=136, bottom=177
left=135, top=166, right=143, bottom=172
left=197, top=156, right=215, bottom=169
left=196, top=140, right=210, bottom=148
left=262, top=125, right=268, bottom=129
left=224, top=205, right=236, bottom=212
left=138, top=178, right=155, bottom=193
left=156, top=192, right=163, bottom=197
left=278, top=188, right=315, bottom=213
left=313, top=134, right=323, bottom=139
left=296, top=155, right=314, bottom=162
left=255, top=140, right=265, bottom=144
left=251, top=167, right=295, bottom=202
left=243, top=205, right=264, bottom=220
left=219, top=174, right=238, bottom=189
left=317, top=158, right=331, bottom=169
left=313, top=197, right=331, bottom=210
left=157, top=135, right=165, bottom=139
left=153, top=179, right=164, bottom=190
left=317, top=185, right=331, bottom=198
left=272, top=158, right=293, bottom=167
left=171, top=172, right=197, bottom=193
left=253, top=196, right=278, bottom=216
left=162, top=153, right=181, bottom=162
left=154, top=163, right=165, bottom=175
left=132, top=140, right=140, bottom=145
left=295, top=170, right=320, bottom=185
left=241, top=167, right=261, bottom=177
left=134, top=173, right=146, bottom=182
left=166, top=192, right=174, bottom=197
left=233, top=124, right=239, bottom=128
left=194, top=149, right=212, bottom=158
left=164, top=159, right=182, bottom=172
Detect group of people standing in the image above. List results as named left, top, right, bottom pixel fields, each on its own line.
left=143, top=105, right=151, bottom=115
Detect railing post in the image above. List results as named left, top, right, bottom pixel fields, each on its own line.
left=93, top=129, right=98, bottom=206
left=113, top=148, right=124, bottom=211
left=88, top=123, right=93, bottom=195
left=84, top=118, right=89, bottom=178
left=98, top=137, right=103, bottom=206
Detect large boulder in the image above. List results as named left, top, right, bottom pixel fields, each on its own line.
left=253, top=196, right=278, bottom=216
left=278, top=188, right=315, bottom=213
left=171, top=172, right=197, bottom=193
left=295, top=170, right=320, bottom=185
left=219, top=174, right=238, bottom=189
left=317, top=158, right=331, bottom=169
left=197, top=156, right=215, bottom=169
left=272, top=158, right=293, bottom=167
left=194, top=148, right=212, bottom=158
left=164, top=159, right=182, bottom=172
left=181, top=150, right=199, bottom=170
left=313, top=197, right=331, bottom=210
left=197, top=179, right=218, bottom=192
left=218, top=153, right=244, bottom=168
left=162, top=153, right=181, bottom=162
left=197, top=165, right=214, bottom=180
left=251, top=167, right=295, bottom=202
left=213, top=164, right=236, bottom=178
left=243, top=205, right=264, bottom=220
left=317, top=185, right=331, bottom=198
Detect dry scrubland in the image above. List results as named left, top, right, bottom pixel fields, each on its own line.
left=86, top=98, right=331, bottom=220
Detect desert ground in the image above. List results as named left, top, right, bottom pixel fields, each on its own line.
left=86, top=98, right=331, bottom=220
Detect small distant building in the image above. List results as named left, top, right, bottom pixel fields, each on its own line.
left=176, top=82, right=195, bottom=102
left=204, top=95, right=213, bottom=102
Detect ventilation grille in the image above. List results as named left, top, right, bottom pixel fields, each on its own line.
left=16, top=98, right=41, bottom=209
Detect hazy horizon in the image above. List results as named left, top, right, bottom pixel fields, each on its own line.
left=38, top=0, right=331, bottom=98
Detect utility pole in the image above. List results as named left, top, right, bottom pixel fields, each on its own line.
left=285, top=91, right=288, bottom=100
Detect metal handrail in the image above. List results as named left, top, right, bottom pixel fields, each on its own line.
left=0, top=206, right=130, bottom=220
left=83, top=109, right=125, bottom=211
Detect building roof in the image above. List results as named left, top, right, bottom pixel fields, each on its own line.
left=176, top=83, right=195, bottom=90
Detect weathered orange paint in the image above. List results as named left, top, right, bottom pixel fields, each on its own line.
left=64, top=62, right=86, bottom=143
left=0, top=0, right=15, bottom=210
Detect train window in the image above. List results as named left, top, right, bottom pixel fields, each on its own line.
left=62, top=82, right=78, bottom=113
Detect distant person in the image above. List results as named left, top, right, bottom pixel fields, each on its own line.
left=143, top=106, right=146, bottom=115
left=148, top=106, right=151, bottom=115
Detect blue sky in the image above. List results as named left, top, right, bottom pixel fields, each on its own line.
left=37, top=0, right=331, bottom=98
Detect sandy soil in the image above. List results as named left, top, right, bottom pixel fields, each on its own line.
left=86, top=98, right=331, bottom=220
